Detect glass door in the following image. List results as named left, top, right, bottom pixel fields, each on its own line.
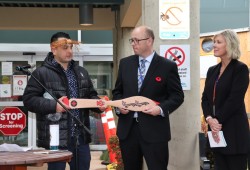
left=0, top=55, right=32, bottom=147
left=83, top=61, right=113, bottom=150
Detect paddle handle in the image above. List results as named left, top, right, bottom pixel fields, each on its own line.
left=63, top=96, right=159, bottom=112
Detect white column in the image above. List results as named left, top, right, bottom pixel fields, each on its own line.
left=141, top=0, right=201, bottom=169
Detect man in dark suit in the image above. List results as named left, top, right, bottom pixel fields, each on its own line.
left=112, top=25, right=184, bottom=170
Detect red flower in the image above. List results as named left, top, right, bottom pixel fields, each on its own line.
left=155, top=76, right=161, bottom=82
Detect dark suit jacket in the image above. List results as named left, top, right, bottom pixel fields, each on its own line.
left=202, top=59, right=250, bottom=154
left=112, top=53, right=184, bottom=143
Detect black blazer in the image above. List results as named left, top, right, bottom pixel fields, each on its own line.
left=202, top=59, right=250, bottom=154
left=112, top=53, right=184, bottom=143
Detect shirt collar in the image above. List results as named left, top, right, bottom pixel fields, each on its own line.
left=52, top=58, right=73, bottom=70
left=139, top=51, right=155, bottom=63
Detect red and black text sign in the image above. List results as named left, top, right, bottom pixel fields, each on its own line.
left=0, top=107, right=26, bottom=136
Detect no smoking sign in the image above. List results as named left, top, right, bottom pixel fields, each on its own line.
left=165, top=46, right=185, bottom=66
left=160, top=44, right=190, bottom=90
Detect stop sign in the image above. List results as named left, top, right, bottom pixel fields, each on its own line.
left=0, top=107, right=26, bottom=136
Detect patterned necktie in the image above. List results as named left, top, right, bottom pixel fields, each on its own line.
left=138, top=59, right=146, bottom=91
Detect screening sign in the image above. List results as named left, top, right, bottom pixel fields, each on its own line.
left=160, top=45, right=190, bottom=90
left=159, top=0, right=190, bottom=39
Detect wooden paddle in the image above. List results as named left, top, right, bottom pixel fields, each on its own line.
left=63, top=96, right=159, bottom=112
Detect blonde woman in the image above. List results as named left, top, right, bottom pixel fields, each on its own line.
left=201, top=29, right=250, bottom=170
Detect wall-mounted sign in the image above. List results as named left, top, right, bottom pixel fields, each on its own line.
left=13, top=75, right=27, bottom=96
left=159, top=0, right=190, bottom=39
left=160, top=44, right=190, bottom=90
left=0, top=107, right=26, bottom=136
left=0, top=84, right=11, bottom=97
left=1, top=62, right=13, bottom=75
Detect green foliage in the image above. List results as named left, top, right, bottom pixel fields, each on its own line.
left=100, top=150, right=110, bottom=162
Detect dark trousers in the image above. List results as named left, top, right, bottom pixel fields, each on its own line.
left=119, top=120, right=169, bottom=170
left=248, top=151, right=250, bottom=169
left=214, top=152, right=247, bottom=170
left=48, top=136, right=91, bottom=170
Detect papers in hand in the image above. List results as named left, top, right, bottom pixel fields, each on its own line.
left=0, top=143, right=32, bottom=152
left=207, top=131, right=227, bottom=148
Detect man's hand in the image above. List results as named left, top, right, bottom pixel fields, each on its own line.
left=56, top=96, right=70, bottom=113
left=99, top=106, right=106, bottom=112
left=142, top=106, right=161, bottom=116
left=118, top=108, right=129, bottom=114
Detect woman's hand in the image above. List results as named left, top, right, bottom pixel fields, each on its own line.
left=207, top=118, right=222, bottom=143
left=212, top=131, right=220, bottom=143
left=207, top=118, right=222, bottom=132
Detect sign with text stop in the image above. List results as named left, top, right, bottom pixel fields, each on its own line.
left=0, top=107, right=26, bottom=136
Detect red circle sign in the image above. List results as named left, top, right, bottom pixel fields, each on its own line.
left=165, top=47, right=185, bottom=66
left=0, top=107, right=26, bottom=136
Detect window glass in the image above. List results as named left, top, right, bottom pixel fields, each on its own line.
left=84, top=61, right=113, bottom=145
left=0, top=61, right=29, bottom=146
left=84, top=61, right=113, bottom=97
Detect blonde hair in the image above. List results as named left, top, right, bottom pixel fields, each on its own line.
left=214, top=29, right=241, bottom=59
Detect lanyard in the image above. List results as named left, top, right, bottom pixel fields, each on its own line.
left=212, top=75, right=220, bottom=115
left=213, top=76, right=219, bottom=103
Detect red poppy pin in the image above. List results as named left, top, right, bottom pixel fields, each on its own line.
left=155, top=76, right=161, bottom=82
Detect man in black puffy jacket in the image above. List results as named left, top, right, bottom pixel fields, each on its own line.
left=23, top=32, right=105, bottom=170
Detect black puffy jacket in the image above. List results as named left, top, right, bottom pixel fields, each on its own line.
left=23, top=52, right=101, bottom=149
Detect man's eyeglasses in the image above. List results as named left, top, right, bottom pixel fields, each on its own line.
left=129, top=38, right=149, bottom=44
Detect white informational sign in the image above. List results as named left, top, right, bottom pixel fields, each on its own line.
left=159, top=0, right=190, bottom=39
left=200, top=56, right=218, bottom=78
left=1, top=62, right=13, bottom=76
left=0, top=84, right=11, bottom=97
left=49, top=124, right=59, bottom=150
left=160, top=45, right=190, bottom=90
left=13, top=75, right=27, bottom=96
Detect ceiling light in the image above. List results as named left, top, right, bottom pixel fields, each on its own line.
left=79, top=4, right=93, bottom=26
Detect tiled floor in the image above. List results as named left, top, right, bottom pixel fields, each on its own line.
left=27, top=151, right=106, bottom=170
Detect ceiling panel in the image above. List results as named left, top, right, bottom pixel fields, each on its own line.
left=0, top=0, right=124, bottom=8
